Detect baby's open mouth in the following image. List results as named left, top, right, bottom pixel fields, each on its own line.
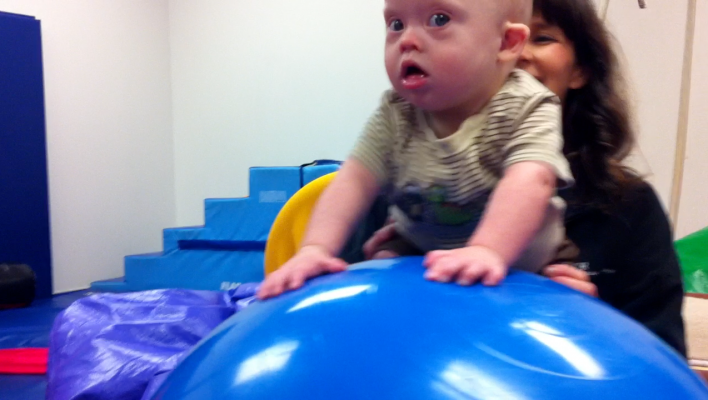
left=400, top=62, right=429, bottom=90
left=402, top=64, right=427, bottom=78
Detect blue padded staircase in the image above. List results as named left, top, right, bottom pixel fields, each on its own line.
left=91, top=162, right=339, bottom=292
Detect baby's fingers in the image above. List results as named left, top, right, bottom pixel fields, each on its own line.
left=323, top=257, right=348, bottom=273
left=286, top=257, right=346, bottom=291
left=481, top=266, right=506, bottom=286
left=286, top=269, right=308, bottom=291
left=423, top=250, right=450, bottom=268
left=425, top=256, right=463, bottom=283
left=257, top=271, right=287, bottom=299
left=456, top=265, right=485, bottom=286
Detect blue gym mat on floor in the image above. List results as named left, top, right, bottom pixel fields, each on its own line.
left=0, top=290, right=90, bottom=400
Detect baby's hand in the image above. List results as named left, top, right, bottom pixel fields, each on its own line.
left=423, top=246, right=507, bottom=286
left=257, top=245, right=347, bottom=300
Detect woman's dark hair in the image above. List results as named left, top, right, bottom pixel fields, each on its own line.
left=534, top=0, right=639, bottom=209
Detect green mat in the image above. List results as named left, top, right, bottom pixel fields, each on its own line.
left=676, top=227, right=708, bottom=294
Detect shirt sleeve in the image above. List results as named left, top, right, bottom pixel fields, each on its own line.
left=349, top=91, right=399, bottom=187
left=503, top=92, right=574, bottom=188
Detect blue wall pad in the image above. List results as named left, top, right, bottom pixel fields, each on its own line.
left=0, top=11, right=52, bottom=298
left=91, top=162, right=339, bottom=292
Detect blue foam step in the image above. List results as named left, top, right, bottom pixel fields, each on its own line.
left=90, top=162, right=340, bottom=293
left=92, top=249, right=264, bottom=292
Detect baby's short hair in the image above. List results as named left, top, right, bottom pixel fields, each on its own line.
left=500, top=0, right=533, bottom=24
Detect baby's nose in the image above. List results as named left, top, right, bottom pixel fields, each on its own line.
left=399, top=28, right=422, bottom=52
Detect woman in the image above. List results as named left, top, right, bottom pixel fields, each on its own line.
left=362, top=0, right=686, bottom=356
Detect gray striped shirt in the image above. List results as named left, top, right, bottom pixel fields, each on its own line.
left=351, top=69, right=573, bottom=250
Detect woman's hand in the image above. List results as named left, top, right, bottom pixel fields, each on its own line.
left=542, top=264, right=598, bottom=297
left=362, top=222, right=397, bottom=259
left=257, top=245, right=347, bottom=300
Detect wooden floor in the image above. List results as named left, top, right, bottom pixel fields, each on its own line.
left=686, top=293, right=708, bottom=382
left=692, top=366, right=708, bottom=382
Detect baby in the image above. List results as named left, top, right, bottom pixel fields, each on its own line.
left=258, top=0, right=572, bottom=299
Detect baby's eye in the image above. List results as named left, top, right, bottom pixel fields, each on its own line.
left=428, top=13, right=450, bottom=27
left=388, top=19, right=404, bottom=32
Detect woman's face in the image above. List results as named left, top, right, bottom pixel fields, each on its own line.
left=517, top=14, right=587, bottom=102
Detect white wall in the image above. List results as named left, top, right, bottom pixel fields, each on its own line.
left=0, top=0, right=175, bottom=293
left=169, top=0, right=390, bottom=226
left=604, top=0, right=689, bottom=209
left=678, top=0, right=708, bottom=238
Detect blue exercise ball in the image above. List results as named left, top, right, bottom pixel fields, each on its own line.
left=151, top=257, right=708, bottom=400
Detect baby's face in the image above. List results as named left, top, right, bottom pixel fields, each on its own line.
left=384, top=0, right=506, bottom=112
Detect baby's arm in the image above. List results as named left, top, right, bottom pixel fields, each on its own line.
left=258, top=158, right=380, bottom=299
left=299, top=158, right=380, bottom=255
left=424, top=161, right=556, bottom=285
left=468, top=161, right=556, bottom=263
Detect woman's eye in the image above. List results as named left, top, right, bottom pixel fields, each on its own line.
left=429, top=14, right=450, bottom=27
left=388, top=19, right=404, bottom=31
left=532, top=34, right=555, bottom=44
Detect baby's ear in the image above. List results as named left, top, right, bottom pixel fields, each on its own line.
left=498, top=22, right=529, bottom=63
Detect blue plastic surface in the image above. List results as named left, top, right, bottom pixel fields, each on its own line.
left=46, top=285, right=260, bottom=400
left=152, top=257, right=708, bottom=400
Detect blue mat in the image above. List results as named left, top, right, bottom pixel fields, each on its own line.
left=0, top=290, right=89, bottom=400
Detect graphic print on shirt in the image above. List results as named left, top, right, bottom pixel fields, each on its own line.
left=390, top=183, right=483, bottom=226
